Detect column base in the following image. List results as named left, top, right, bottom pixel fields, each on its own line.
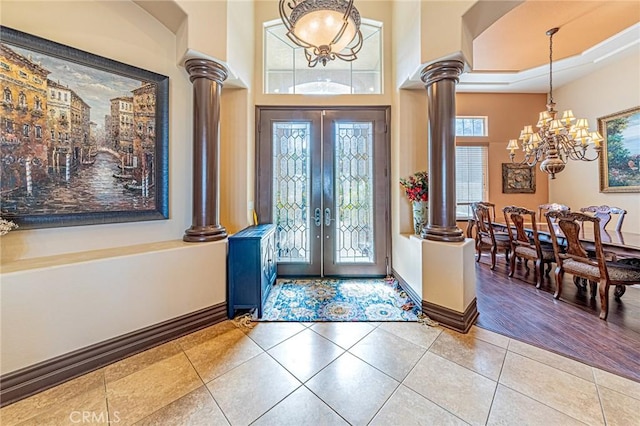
left=422, top=299, right=478, bottom=333
left=183, top=225, right=228, bottom=242
left=422, top=224, right=465, bottom=242
left=421, top=238, right=477, bottom=332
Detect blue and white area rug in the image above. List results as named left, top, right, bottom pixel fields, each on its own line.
left=261, top=278, right=420, bottom=322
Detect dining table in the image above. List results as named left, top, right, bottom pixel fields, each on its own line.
left=490, top=221, right=640, bottom=259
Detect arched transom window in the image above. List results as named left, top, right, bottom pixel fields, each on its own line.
left=264, top=20, right=382, bottom=95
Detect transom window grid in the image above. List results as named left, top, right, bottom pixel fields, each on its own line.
left=264, top=21, right=382, bottom=95
left=456, top=145, right=489, bottom=219
left=456, top=117, right=487, bottom=137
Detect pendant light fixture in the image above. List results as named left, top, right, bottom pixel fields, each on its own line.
left=279, top=0, right=364, bottom=67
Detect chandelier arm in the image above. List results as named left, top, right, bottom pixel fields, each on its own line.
left=563, top=142, right=601, bottom=162
left=331, top=0, right=355, bottom=46
left=333, top=30, right=363, bottom=61
left=304, top=49, right=319, bottom=67
left=279, top=0, right=294, bottom=33
left=285, top=32, right=313, bottom=50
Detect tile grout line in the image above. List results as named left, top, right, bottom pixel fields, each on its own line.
left=245, top=382, right=304, bottom=425
left=262, top=335, right=343, bottom=386
left=484, top=336, right=511, bottom=425
left=299, top=383, right=354, bottom=426
left=593, top=370, right=609, bottom=426
left=498, top=352, right=602, bottom=425
left=101, top=370, right=112, bottom=426
left=398, top=345, right=470, bottom=424
left=178, top=335, right=238, bottom=426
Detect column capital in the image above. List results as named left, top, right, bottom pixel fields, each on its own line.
left=420, top=60, right=464, bottom=87
left=185, top=58, right=228, bottom=84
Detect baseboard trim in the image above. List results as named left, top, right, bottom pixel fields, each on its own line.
left=422, top=298, right=478, bottom=333
left=392, top=269, right=421, bottom=308
left=0, top=303, right=227, bottom=407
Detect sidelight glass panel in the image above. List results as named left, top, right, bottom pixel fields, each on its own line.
left=334, top=122, right=374, bottom=263
left=273, top=122, right=311, bottom=263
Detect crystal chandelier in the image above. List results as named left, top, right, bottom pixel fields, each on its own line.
left=279, top=0, right=363, bottom=67
left=507, top=27, right=603, bottom=179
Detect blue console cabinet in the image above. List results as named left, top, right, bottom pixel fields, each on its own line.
left=227, top=224, right=276, bottom=318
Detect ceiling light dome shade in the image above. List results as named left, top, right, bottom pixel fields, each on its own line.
left=280, top=0, right=363, bottom=67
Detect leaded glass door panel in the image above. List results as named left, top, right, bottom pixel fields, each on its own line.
left=257, top=107, right=389, bottom=277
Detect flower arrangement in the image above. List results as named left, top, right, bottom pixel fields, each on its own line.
left=0, top=218, right=18, bottom=236
left=400, top=171, right=428, bottom=202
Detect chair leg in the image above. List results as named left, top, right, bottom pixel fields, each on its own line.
left=490, top=246, right=497, bottom=270
left=508, top=253, right=516, bottom=277
left=554, top=267, right=563, bottom=299
left=589, top=281, right=597, bottom=299
left=599, top=278, right=610, bottom=320
left=534, top=259, right=542, bottom=288
left=614, top=285, right=626, bottom=300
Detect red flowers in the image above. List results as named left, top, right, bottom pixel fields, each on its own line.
left=400, top=171, right=428, bottom=202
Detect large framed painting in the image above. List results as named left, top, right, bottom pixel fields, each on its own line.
left=0, top=26, right=169, bottom=229
left=598, top=106, right=640, bottom=193
left=502, top=163, right=536, bottom=194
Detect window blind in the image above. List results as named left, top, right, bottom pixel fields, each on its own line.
left=456, top=145, right=488, bottom=219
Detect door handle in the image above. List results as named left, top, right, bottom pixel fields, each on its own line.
left=325, top=208, right=334, bottom=226
left=314, top=208, right=321, bottom=227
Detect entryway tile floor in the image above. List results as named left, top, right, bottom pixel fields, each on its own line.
left=2, top=320, right=639, bottom=425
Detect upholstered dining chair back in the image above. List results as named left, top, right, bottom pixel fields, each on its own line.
left=579, top=205, right=627, bottom=232
left=472, top=202, right=511, bottom=270
left=503, top=205, right=555, bottom=287
left=538, top=203, right=570, bottom=222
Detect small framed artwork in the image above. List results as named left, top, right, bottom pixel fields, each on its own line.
left=502, top=163, right=536, bottom=194
left=0, top=26, right=169, bottom=229
left=598, top=106, right=640, bottom=193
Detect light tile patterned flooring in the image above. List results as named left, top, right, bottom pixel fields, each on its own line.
left=2, top=320, right=639, bottom=425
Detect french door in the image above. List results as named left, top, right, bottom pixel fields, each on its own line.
left=256, top=107, right=390, bottom=277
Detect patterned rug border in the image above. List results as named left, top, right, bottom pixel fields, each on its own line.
left=259, top=277, right=421, bottom=322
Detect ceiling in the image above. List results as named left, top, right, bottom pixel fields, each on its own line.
left=456, top=0, right=640, bottom=93
left=473, top=1, right=639, bottom=72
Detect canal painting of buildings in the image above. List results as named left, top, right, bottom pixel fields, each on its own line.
left=0, top=33, right=163, bottom=228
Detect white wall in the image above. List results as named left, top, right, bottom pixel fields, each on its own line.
left=1, top=241, right=226, bottom=374
left=550, top=51, right=640, bottom=233
left=0, top=0, right=229, bottom=374
left=1, top=0, right=192, bottom=259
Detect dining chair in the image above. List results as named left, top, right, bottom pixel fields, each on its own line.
left=467, top=201, right=497, bottom=238
left=545, top=211, right=640, bottom=320
left=538, top=203, right=570, bottom=222
left=579, top=205, right=627, bottom=232
left=503, top=206, right=555, bottom=288
left=472, top=202, right=511, bottom=270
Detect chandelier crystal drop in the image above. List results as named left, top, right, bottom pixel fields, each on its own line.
left=279, top=0, right=363, bottom=67
left=507, top=27, right=603, bottom=179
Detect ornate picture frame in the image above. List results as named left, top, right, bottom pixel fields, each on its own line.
left=502, top=163, right=536, bottom=194
left=598, top=106, right=640, bottom=193
left=0, top=26, right=169, bottom=229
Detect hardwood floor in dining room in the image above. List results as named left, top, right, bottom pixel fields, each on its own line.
left=474, top=253, right=640, bottom=383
